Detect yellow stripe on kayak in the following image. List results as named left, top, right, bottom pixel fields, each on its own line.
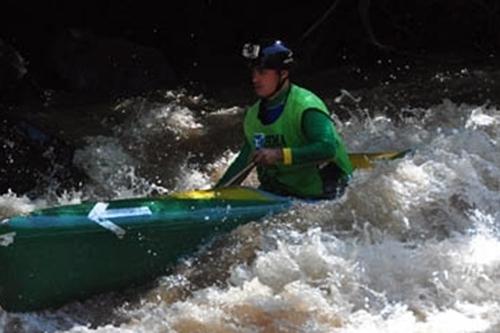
left=171, top=187, right=275, bottom=201
left=349, top=149, right=411, bottom=169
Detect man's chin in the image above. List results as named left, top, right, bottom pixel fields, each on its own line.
left=254, top=89, right=266, bottom=98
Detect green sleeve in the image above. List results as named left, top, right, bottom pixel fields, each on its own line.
left=290, top=109, right=337, bottom=164
left=215, top=141, right=252, bottom=187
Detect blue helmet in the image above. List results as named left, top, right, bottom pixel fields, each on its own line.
left=242, top=40, right=294, bottom=70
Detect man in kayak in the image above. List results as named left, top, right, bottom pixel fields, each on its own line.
left=216, top=40, right=353, bottom=198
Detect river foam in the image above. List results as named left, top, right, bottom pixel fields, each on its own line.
left=1, top=92, right=499, bottom=332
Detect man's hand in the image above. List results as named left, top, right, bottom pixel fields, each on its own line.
left=252, top=148, right=283, bottom=165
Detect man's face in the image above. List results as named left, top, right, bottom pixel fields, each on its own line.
left=251, top=68, right=287, bottom=98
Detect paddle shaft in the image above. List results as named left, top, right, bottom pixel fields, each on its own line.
left=217, top=149, right=411, bottom=187
left=218, top=161, right=257, bottom=188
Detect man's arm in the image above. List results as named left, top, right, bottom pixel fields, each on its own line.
left=250, top=109, right=338, bottom=166
left=286, top=109, right=338, bottom=165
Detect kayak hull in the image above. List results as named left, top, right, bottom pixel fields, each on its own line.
left=0, top=187, right=290, bottom=312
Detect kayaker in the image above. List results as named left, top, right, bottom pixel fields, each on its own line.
left=216, top=39, right=353, bottom=199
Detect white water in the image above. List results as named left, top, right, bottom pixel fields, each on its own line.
left=1, top=90, right=500, bottom=332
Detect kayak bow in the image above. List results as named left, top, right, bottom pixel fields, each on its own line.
left=0, top=187, right=290, bottom=311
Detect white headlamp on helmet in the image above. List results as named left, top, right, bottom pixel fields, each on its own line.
left=242, top=43, right=260, bottom=59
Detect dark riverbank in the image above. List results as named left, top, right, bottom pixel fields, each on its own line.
left=1, top=1, right=500, bottom=104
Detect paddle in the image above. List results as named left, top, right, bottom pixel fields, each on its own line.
left=348, top=148, right=413, bottom=169
left=217, top=161, right=257, bottom=188
left=216, top=148, right=412, bottom=188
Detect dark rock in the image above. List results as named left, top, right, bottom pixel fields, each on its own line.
left=0, top=39, right=28, bottom=98
left=0, top=114, right=86, bottom=196
left=49, top=29, right=176, bottom=99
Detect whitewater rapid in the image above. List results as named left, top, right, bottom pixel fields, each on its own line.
left=1, top=89, right=499, bottom=332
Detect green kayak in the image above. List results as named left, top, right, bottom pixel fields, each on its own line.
left=0, top=187, right=290, bottom=312
left=0, top=150, right=410, bottom=312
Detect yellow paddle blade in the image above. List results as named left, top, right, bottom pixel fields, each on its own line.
left=349, top=149, right=412, bottom=169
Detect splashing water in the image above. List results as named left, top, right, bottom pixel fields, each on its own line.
left=1, top=89, right=500, bottom=332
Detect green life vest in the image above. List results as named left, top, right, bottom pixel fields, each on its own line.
left=244, top=84, right=353, bottom=197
